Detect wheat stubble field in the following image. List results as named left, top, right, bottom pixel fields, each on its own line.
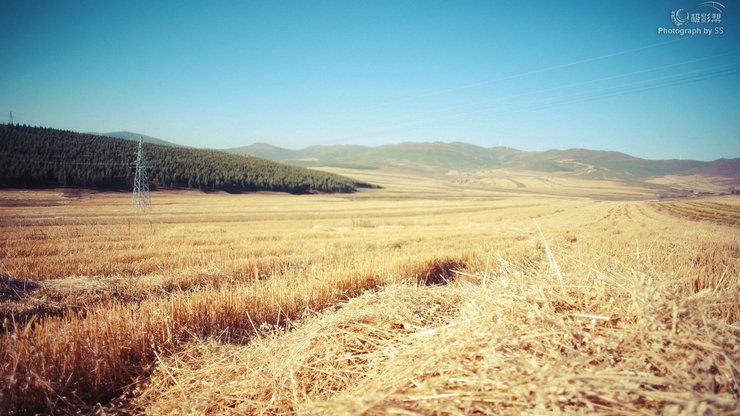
left=0, top=170, right=738, bottom=415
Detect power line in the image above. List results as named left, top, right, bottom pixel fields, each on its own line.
left=33, top=161, right=130, bottom=166
left=516, top=65, right=740, bottom=112
left=363, top=37, right=691, bottom=110
left=9, top=151, right=159, bottom=168
left=437, top=51, right=737, bottom=119
left=8, top=154, right=134, bottom=166
left=435, top=63, right=740, bottom=122
left=330, top=58, right=739, bottom=143
left=358, top=51, right=738, bottom=133
left=332, top=60, right=740, bottom=144
left=315, top=38, right=705, bottom=145
left=131, top=136, right=150, bottom=212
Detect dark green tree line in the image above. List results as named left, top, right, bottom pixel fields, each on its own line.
left=0, top=124, right=373, bottom=194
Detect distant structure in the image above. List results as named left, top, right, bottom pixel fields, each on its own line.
left=131, top=136, right=150, bottom=211
left=8, top=111, right=13, bottom=125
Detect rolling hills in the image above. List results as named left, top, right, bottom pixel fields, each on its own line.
left=230, top=141, right=740, bottom=181
left=4, top=123, right=735, bottom=195
left=0, top=124, right=372, bottom=194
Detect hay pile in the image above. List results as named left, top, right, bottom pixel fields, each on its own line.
left=129, top=257, right=739, bottom=415
left=129, top=284, right=465, bottom=414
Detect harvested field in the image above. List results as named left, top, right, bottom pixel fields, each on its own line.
left=650, top=197, right=740, bottom=227
left=0, top=174, right=738, bottom=414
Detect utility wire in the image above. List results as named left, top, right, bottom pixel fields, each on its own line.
left=437, top=63, right=740, bottom=121
left=332, top=58, right=739, bottom=143
left=363, top=37, right=692, bottom=110
left=7, top=154, right=157, bottom=167
left=318, top=39, right=725, bottom=145
left=362, top=51, right=739, bottom=130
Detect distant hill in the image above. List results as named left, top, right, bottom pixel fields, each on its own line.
left=101, top=131, right=184, bottom=148
left=230, top=143, right=298, bottom=161
left=229, top=142, right=512, bottom=171
left=229, top=141, right=739, bottom=180
left=0, top=125, right=373, bottom=194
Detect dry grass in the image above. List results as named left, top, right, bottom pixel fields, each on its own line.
left=132, top=283, right=466, bottom=414
left=1, top=251, right=466, bottom=414
left=650, top=197, right=740, bottom=227
left=0, top=174, right=738, bottom=414
left=134, top=261, right=739, bottom=415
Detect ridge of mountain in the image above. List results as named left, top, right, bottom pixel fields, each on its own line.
left=228, top=141, right=739, bottom=180
left=100, top=131, right=185, bottom=148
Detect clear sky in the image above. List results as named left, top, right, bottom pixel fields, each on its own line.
left=1, top=0, right=738, bottom=160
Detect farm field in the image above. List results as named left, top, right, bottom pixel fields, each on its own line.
left=0, top=170, right=738, bottom=414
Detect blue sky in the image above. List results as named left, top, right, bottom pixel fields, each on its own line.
left=1, top=1, right=738, bottom=160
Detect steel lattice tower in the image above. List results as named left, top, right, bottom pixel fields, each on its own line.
left=132, top=136, right=150, bottom=211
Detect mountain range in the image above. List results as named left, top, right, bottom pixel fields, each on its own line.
left=228, top=142, right=740, bottom=181
left=85, top=131, right=739, bottom=182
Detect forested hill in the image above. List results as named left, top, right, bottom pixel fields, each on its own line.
left=0, top=124, right=372, bottom=193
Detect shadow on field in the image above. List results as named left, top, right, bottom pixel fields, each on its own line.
left=0, top=276, right=47, bottom=331
left=0, top=275, right=41, bottom=301
left=414, top=257, right=466, bottom=286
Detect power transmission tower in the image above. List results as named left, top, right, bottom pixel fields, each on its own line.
left=8, top=111, right=13, bottom=125
left=132, top=136, right=151, bottom=211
